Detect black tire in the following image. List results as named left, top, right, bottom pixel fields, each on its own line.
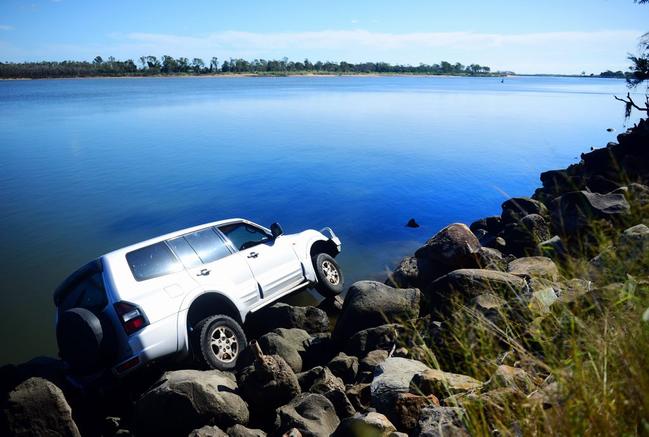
left=56, top=308, right=104, bottom=372
left=194, top=315, right=246, bottom=371
left=312, top=253, right=344, bottom=298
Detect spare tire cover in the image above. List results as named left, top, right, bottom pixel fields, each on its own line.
left=56, top=308, right=103, bottom=371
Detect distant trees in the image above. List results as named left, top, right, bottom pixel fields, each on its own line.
left=615, top=1, right=648, bottom=116
left=0, top=56, right=500, bottom=79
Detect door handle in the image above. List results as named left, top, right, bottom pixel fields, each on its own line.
left=247, top=252, right=259, bottom=259
left=197, top=268, right=210, bottom=276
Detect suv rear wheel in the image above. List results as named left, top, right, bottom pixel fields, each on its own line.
left=195, top=315, right=246, bottom=371
left=312, top=253, right=344, bottom=298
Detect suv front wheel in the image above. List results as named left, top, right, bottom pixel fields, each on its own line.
left=195, top=314, right=246, bottom=371
left=312, top=253, right=344, bottom=298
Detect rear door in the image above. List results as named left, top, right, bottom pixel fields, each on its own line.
left=167, top=227, right=260, bottom=311
left=218, top=222, right=304, bottom=299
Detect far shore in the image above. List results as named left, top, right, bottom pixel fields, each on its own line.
left=0, top=72, right=627, bottom=81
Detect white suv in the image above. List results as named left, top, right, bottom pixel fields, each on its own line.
left=53, top=219, right=343, bottom=376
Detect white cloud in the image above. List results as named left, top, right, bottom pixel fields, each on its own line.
left=113, top=29, right=641, bottom=73
left=0, top=25, right=14, bottom=31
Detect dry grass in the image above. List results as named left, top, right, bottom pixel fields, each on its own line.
left=407, top=197, right=649, bottom=436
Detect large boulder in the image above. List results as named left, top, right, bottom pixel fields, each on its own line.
left=274, top=393, right=340, bottom=437
left=257, top=328, right=311, bottom=373
left=416, top=406, right=468, bottom=437
left=246, top=303, right=330, bottom=336
left=414, top=224, right=481, bottom=271
left=427, top=269, right=527, bottom=311
left=501, top=197, right=548, bottom=224
left=333, top=412, right=397, bottom=437
left=507, top=256, right=559, bottom=281
left=550, top=190, right=630, bottom=235
left=333, top=282, right=420, bottom=343
left=136, top=370, right=249, bottom=437
left=237, top=344, right=301, bottom=426
left=370, top=357, right=430, bottom=412
left=3, top=377, right=80, bottom=437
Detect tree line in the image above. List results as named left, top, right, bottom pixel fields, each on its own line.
left=0, top=55, right=499, bottom=79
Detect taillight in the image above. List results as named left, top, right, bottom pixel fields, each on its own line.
left=114, top=301, right=148, bottom=335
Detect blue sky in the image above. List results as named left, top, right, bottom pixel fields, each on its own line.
left=0, top=0, right=647, bottom=74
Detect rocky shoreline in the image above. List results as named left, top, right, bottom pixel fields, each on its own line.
left=2, top=118, right=648, bottom=436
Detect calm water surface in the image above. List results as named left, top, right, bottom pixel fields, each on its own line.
left=0, top=76, right=641, bottom=364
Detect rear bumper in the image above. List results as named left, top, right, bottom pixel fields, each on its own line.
left=111, top=313, right=179, bottom=376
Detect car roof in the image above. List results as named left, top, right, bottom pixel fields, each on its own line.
left=102, top=217, right=262, bottom=262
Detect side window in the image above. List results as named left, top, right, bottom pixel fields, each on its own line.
left=126, top=242, right=183, bottom=281
left=167, top=237, right=202, bottom=269
left=219, top=223, right=271, bottom=251
left=183, top=228, right=232, bottom=264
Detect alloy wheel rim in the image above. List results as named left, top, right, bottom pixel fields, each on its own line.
left=210, top=326, right=238, bottom=363
left=321, top=260, right=340, bottom=285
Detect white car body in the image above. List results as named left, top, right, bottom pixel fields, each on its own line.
left=54, top=218, right=341, bottom=376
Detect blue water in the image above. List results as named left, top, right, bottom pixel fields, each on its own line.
left=0, top=75, right=641, bottom=364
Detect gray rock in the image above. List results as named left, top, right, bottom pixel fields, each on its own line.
left=246, top=303, right=330, bottom=336
left=416, top=406, right=468, bottom=437
left=472, top=247, right=507, bottom=271
left=333, top=281, right=420, bottom=343
left=359, top=350, right=389, bottom=374
left=334, top=412, right=397, bottom=436
left=550, top=190, right=630, bottom=235
left=227, top=424, right=267, bottom=437
left=275, top=393, right=340, bottom=437
left=370, top=357, right=430, bottom=412
left=318, top=296, right=345, bottom=314
left=527, top=278, right=559, bottom=314
left=387, top=256, right=441, bottom=289
left=297, top=366, right=355, bottom=418
left=538, top=235, right=566, bottom=258
left=619, top=224, right=649, bottom=257
left=389, top=392, right=441, bottom=433
left=487, top=365, right=537, bottom=393
left=414, top=223, right=481, bottom=270
left=3, top=377, right=80, bottom=437
left=427, top=269, right=527, bottom=311
left=409, top=368, right=482, bottom=397
left=188, top=425, right=228, bottom=437
left=503, top=214, right=551, bottom=257
left=238, top=351, right=300, bottom=424
left=346, top=383, right=372, bottom=412
left=345, top=324, right=402, bottom=358
left=501, top=197, right=548, bottom=224
left=257, top=328, right=311, bottom=373
left=327, top=353, right=359, bottom=384
left=508, top=256, right=559, bottom=281
left=136, top=370, right=248, bottom=437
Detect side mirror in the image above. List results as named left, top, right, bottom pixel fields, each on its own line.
left=270, top=222, right=284, bottom=238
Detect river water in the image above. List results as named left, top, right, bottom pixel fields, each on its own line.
left=0, top=75, right=641, bottom=364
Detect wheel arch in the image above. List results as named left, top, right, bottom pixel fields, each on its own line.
left=309, top=239, right=340, bottom=259
left=186, top=292, right=243, bottom=329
